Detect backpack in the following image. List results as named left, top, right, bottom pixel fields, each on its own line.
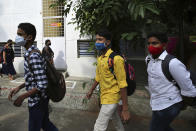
left=147, top=54, right=196, bottom=107
left=108, top=52, right=136, bottom=96
left=28, top=50, right=66, bottom=102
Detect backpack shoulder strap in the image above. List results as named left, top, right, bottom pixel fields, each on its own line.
left=108, top=52, right=118, bottom=76
left=161, top=54, right=175, bottom=82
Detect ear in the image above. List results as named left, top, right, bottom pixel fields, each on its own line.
left=162, top=43, right=167, bottom=50
left=106, top=40, right=111, bottom=46
left=26, top=35, right=33, bottom=41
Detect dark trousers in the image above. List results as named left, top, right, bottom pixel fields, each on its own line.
left=150, top=102, right=183, bottom=131
left=28, top=99, right=58, bottom=131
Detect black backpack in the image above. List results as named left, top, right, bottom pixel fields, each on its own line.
left=28, top=50, right=66, bottom=102
left=108, top=52, right=136, bottom=96
left=147, top=54, right=196, bottom=107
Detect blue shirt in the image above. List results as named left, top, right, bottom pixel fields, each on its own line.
left=24, top=45, right=48, bottom=107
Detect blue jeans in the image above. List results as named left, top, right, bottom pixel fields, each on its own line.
left=28, top=99, right=58, bottom=131
left=150, top=102, right=183, bottom=131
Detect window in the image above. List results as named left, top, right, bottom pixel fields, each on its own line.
left=0, top=42, right=37, bottom=57
left=77, top=40, right=95, bottom=57
left=42, top=0, right=64, bottom=37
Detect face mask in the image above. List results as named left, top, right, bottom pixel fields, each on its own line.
left=148, top=45, right=164, bottom=55
left=95, top=43, right=106, bottom=50
left=15, top=35, right=26, bottom=46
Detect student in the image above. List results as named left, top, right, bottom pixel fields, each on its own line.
left=146, top=32, right=196, bottom=131
left=8, top=23, right=58, bottom=131
left=42, top=39, right=54, bottom=64
left=86, top=29, right=130, bottom=131
left=1, top=39, right=16, bottom=80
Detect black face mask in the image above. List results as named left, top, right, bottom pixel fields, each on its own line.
left=48, top=43, right=51, bottom=46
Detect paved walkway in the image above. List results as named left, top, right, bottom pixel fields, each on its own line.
left=0, top=75, right=196, bottom=130
left=0, top=99, right=196, bottom=131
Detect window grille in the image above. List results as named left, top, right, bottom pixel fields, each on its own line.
left=0, top=43, right=23, bottom=57
left=77, top=40, right=95, bottom=57
left=0, top=42, right=37, bottom=57
left=42, top=0, right=64, bottom=37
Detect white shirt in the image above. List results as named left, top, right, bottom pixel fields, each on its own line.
left=146, top=51, right=196, bottom=111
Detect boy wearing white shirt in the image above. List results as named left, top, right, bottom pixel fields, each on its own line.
left=146, top=32, right=196, bottom=131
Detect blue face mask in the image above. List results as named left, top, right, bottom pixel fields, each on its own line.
left=95, top=43, right=106, bottom=50
left=15, top=35, right=26, bottom=46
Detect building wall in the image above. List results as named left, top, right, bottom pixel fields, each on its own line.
left=0, top=0, right=96, bottom=78
left=0, top=0, right=43, bottom=73
left=65, top=9, right=96, bottom=78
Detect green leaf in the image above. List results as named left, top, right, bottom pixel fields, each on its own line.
left=145, top=4, right=159, bottom=15
left=121, top=33, right=129, bottom=39
left=122, top=32, right=138, bottom=41
left=127, top=32, right=138, bottom=40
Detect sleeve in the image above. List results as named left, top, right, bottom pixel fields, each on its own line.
left=169, top=58, right=196, bottom=97
left=29, top=53, right=47, bottom=92
left=114, top=56, right=128, bottom=89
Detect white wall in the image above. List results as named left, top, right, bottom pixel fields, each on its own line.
left=0, top=0, right=43, bottom=73
left=43, top=37, right=67, bottom=70
left=65, top=9, right=96, bottom=78
left=0, top=0, right=96, bottom=78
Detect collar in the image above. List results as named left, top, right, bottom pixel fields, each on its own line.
left=147, top=50, right=168, bottom=61
left=158, top=50, right=168, bottom=60
left=24, top=44, right=37, bottom=58
left=102, top=48, right=113, bottom=57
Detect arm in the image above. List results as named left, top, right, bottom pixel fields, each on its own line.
left=86, top=65, right=100, bottom=99
left=29, top=52, right=47, bottom=93
left=3, top=51, right=6, bottom=63
left=114, top=56, right=130, bottom=121
left=169, top=58, right=196, bottom=97
left=86, top=80, right=99, bottom=99
left=8, top=83, right=25, bottom=100
left=13, top=53, right=47, bottom=107
left=120, top=87, right=129, bottom=111
left=13, top=87, right=39, bottom=107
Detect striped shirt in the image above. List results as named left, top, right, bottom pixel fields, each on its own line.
left=24, top=45, right=48, bottom=107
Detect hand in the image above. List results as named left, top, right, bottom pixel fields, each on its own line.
left=121, top=110, right=130, bottom=123
left=3, top=61, right=6, bottom=64
left=13, top=94, right=26, bottom=107
left=86, top=90, right=93, bottom=99
left=8, top=87, right=20, bottom=101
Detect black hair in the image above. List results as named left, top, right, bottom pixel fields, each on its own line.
left=18, top=23, right=36, bottom=41
left=45, top=39, right=50, bottom=45
left=7, top=39, right=12, bottom=43
left=96, top=29, right=112, bottom=41
left=147, top=32, right=168, bottom=43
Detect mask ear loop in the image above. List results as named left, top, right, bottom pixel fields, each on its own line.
left=162, top=43, right=167, bottom=50
left=105, top=41, right=112, bottom=49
